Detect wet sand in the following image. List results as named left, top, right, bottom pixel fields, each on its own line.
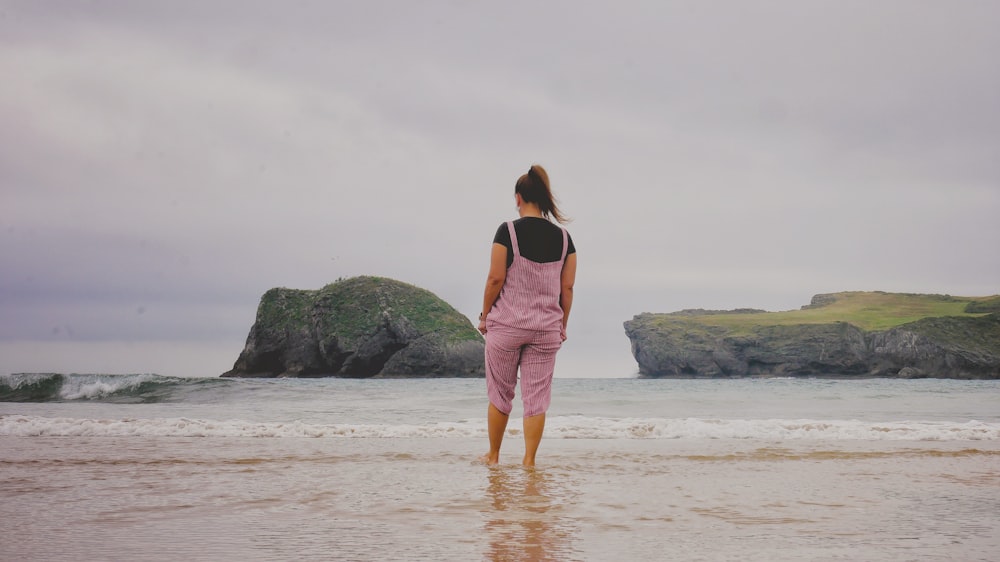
left=3, top=435, right=999, bottom=561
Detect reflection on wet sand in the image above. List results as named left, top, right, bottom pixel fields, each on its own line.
left=483, top=467, right=580, bottom=561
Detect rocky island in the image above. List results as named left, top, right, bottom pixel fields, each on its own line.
left=624, top=292, right=1000, bottom=379
left=222, top=276, right=484, bottom=378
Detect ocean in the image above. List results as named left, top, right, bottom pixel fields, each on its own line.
left=2, top=374, right=999, bottom=561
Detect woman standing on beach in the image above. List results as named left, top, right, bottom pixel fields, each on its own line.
left=478, top=164, right=577, bottom=467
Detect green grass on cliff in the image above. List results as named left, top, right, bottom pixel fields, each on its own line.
left=257, top=288, right=313, bottom=333
left=257, top=276, right=480, bottom=345
left=663, top=292, right=999, bottom=333
left=319, top=276, right=480, bottom=344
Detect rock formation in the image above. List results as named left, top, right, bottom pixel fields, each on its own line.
left=222, top=276, right=484, bottom=378
left=624, top=293, right=1000, bottom=379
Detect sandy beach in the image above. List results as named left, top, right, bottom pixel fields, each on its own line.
left=3, top=434, right=999, bottom=561
left=3, top=376, right=999, bottom=560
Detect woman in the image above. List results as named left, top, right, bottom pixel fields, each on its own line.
left=478, top=164, right=577, bottom=467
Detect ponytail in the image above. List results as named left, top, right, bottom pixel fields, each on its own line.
left=515, top=164, right=570, bottom=224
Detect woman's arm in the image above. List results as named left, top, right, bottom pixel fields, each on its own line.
left=559, top=252, right=577, bottom=341
left=478, top=243, right=508, bottom=334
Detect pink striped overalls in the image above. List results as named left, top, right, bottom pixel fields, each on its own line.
left=484, top=221, right=568, bottom=417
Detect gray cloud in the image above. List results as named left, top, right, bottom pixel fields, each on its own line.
left=2, top=1, right=998, bottom=377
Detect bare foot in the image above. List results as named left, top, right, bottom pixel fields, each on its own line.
left=478, top=453, right=499, bottom=466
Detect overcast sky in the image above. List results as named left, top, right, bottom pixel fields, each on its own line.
left=2, top=1, right=998, bottom=378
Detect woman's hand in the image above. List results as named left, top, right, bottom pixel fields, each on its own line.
left=478, top=319, right=488, bottom=335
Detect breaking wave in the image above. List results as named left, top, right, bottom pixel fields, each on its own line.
left=0, top=373, right=234, bottom=403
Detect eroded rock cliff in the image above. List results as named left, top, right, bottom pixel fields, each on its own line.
left=222, top=276, right=484, bottom=378
left=624, top=293, right=1000, bottom=379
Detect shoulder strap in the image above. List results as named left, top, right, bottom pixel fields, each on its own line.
left=506, top=221, right=520, bottom=257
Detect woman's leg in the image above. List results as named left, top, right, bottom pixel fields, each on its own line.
left=482, top=403, right=510, bottom=465
left=482, top=325, right=521, bottom=464
left=522, top=413, right=546, bottom=467
left=518, top=331, right=562, bottom=466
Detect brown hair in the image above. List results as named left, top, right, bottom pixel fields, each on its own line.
left=515, top=164, right=570, bottom=224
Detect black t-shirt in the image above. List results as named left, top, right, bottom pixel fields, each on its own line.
left=493, top=217, right=576, bottom=268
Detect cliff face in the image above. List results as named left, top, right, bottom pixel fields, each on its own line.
left=623, top=293, right=1000, bottom=379
left=222, top=276, right=484, bottom=378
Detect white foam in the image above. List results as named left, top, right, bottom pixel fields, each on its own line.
left=2, top=414, right=998, bottom=441
left=57, top=374, right=161, bottom=400
left=0, top=373, right=168, bottom=400
left=545, top=415, right=1000, bottom=441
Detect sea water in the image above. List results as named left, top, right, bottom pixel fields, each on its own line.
left=2, top=374, right=999, bottom=561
